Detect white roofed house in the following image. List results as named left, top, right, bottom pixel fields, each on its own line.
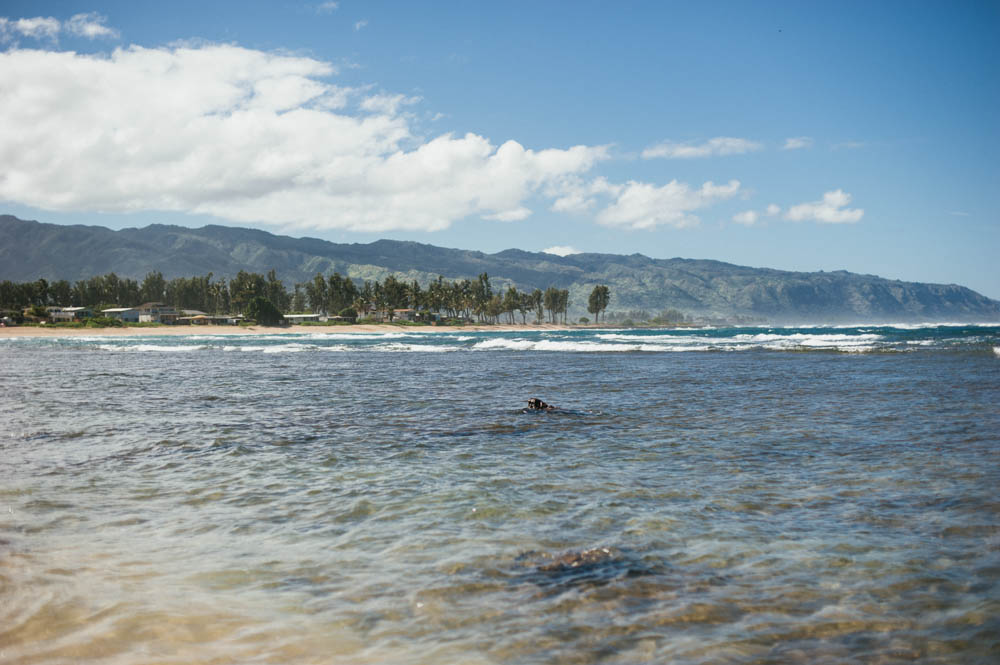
left=284, top=313, right=321, bottom=324
left=102, top=307, right=139, bottom=322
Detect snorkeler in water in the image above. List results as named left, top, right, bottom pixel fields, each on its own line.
left=526, top=397, right=556, bottom=411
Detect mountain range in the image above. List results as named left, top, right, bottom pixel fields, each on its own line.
left=2, top=214, right=998, bottom=323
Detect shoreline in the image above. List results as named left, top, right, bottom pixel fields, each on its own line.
left=0, top=323, right=580, bottom=339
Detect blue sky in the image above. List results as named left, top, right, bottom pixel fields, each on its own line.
left=2, top=1, right=998, bottom=297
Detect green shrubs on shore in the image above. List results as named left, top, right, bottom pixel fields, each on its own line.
left=24, top=316, right=126, bottom=329
left=86, top=316, right=125, bottom=328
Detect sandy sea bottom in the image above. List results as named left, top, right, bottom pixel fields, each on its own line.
left=2, top=327, right=999, bottom=664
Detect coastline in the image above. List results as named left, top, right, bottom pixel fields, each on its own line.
left=0, top=323, right=578, bottom=338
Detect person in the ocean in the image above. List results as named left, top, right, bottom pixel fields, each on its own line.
left=527, top=397, right=556, bottom=411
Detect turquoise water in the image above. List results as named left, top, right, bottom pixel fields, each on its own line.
left=2, top=325, right=999, bottom=663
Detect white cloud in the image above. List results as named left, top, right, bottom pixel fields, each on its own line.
left=0, top=43, right=610, bottom=233
left=547, top=175, right=617, bottom=214
left=642, top=136, right=761, bottom=159
left=360, top=93, right=421, bottom=115
left=484, top=207, right=532, bottom=222
left=0, top=14, right=117, bottom=42
left=783, top=136, right=813, bottom=150
left=733, top=203, right=780, bottom=226
left=785, top=190, right=864, bottom=224
left=542, top=246, right=581, bottom=256
left=354, top=19, right=368, bottom=31
left=596, top=179, right=741, bottom=230
left=0, top=16, right=61, bottom=42
left=65, top=13, right=118, bottom=39
left=316, top=2, right=339, bottom=13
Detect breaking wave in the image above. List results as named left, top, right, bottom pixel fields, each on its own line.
left=4, top=324, right=998, bottom=355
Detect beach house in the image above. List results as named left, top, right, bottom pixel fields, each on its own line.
left=102, top=307, right=139, bottom=322
left=284, top=313, right=322, bottom=324
left=135, top=302, right=179, bottom=324
left=48, top=306, right=92, bottom=322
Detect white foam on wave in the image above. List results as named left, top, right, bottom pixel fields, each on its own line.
left=221, top=343, right=319, bottom=353
left=178, top=335, right=239, bottom=341
left=597, top=331, right=886, bottom=350
left=303, top=331, right=425, bottom=341
left=474, top=338, right=534, bottom=351
left=994, top=347, right=1000, bottom=358
left=97, top=344, right=207, bottom=352
left=475, top=336, right=808, bottom=353
left=473, top=337, right=670, bottom=353
left=265, top=343, right=316, bottom=353
left=596, top=333, right=707, bottom=343
left=724, top=333, right=885, bottom=351
left=831, top=321, right=997, bottom=330
left=372, top=342, right=457, bottom=352
left=737, top=332, right=882, bottom=343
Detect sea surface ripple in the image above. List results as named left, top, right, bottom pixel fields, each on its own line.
left=2, top=325, right=998, bottom=663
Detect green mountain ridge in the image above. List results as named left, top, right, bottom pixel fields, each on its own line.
left=2, top=214, right=998, bottom=323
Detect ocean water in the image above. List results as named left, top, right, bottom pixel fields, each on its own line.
left=2, top=325, right=999, bottom=664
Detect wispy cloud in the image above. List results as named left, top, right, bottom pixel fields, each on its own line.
left=785, top=190, right=864, bottom=224
left=484, top=207, right=532, bottom=222
left=66, top=12, right=118, bottom=38
left=354, top=19, right=368, bottom=31
left=0, top=13, right=118, bottom=42
left=783, top=136, right=814, bottom=150
left=642, top=137, right=761, bottom=159
left=359, top=93, right=421, bottom=115
left=732, top=203, right=782, bottom=227
left=0, top=16, right=61, bottom=42
left=832, top=140, right=866, bottom=150
left=315, top=1, right=339, bottom=13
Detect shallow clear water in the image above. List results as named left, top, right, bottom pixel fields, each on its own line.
left=2, top=326, right=999, bottom=663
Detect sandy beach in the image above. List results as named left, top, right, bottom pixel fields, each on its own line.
left=0, top=323, right=576, bottom=338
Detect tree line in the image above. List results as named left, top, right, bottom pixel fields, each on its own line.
left=1, top=271, right=610, bottom=324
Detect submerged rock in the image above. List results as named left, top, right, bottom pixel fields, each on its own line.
left=513, top=547, right=658, bottom=589
left=538, top=547, right=618, bottom=571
